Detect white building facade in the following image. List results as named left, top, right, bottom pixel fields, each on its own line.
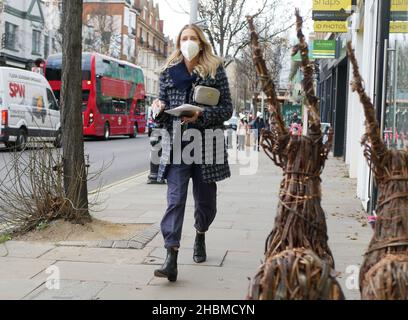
left=345, top=0, right=408, bottom=212
left=0, top=0, right=60, bottom=70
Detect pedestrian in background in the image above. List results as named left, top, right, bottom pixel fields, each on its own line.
left=290, top=112, right=302, bottom=125
left=151, top=24, right=233, bottom=282
left=237, top=117, right=246, bottom=151
left=251, top=112, right=265, bottom=151
left=322, top=125, right=330, bottom=144
left=245, top=119, right=251, bottom=148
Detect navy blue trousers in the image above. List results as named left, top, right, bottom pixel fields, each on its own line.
left=161, top=163, right=217, bottom=249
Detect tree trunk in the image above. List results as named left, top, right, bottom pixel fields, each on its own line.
left=61, top=0, right=91, bottom=223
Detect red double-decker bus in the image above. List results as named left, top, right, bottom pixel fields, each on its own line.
left=45, top=52, right=146, bottom=139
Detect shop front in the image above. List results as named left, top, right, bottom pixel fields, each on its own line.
left=383, top=14, right=408, bottom=150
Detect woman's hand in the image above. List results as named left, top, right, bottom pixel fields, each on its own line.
left=152, top=99, right=166, bottom=118
left=181, top=111, right=202, bottom=125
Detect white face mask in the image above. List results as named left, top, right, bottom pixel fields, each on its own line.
left=180, top=40, right=200, bottom=62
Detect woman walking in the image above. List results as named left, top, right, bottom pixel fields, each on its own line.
left=151, top=24, right=233, bottom=282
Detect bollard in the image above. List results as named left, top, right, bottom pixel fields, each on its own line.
left=147, top=132, right=166, bottom=184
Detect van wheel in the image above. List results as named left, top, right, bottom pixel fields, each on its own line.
left=54, top=129, right=62, bottom=148
left=5, top=142, right=14, bottom=150
left=15, top=129, right=27, bottom=151
left=103, top=123, right=110, bottom=140
left=129, top=123, right=138, bottom=138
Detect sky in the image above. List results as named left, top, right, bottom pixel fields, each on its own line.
left=156, top=0, right=313, bottom=41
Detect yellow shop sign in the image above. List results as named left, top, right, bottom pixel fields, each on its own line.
left=313, top=0, right=352, bottom=11
left=391, top=0, right=408, bottom=12
left=314, top=20, right=348, bottom=33
left=390, top=21, right=408, bottom=33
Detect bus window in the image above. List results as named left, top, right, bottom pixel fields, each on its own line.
left=98, top=99, right=112, bottom=114
left=110, top=61, right=119, bottom=79
left=46, top=53, right=91, bottom=80
left=135, top=99, right=146, bottom=115
left=82, top=90, right=90, bottom=102
left=118, top=64, right=126, bottom=80
left=126, top=99, right=132, bottom=114
left=81, top=54, right=92, bottom=80
left=113, top=100, right=127, bottom=114
left=82, top=90, right=90, bottom=111
left=45, top=55, right=62, bottom=80
left=97, top=58, right=111, bottom=77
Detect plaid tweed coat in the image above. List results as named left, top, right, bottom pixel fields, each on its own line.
left=155, top=62, right=233, bottom=183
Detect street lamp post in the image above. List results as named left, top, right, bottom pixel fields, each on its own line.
left=190, top=0, right=198, bottom=24
left=368, top=0, right=391, bottom=216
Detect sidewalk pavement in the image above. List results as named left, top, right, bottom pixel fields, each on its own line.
left=0, top=151, right=372, bottom=300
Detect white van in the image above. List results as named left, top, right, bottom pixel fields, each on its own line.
left=0, top=67, right=61, bottom=150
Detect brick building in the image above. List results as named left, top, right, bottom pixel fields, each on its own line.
left=134, top=0, right=172, bottom=104
left=83, top=0, right=138, bottom=63
left=82, top=0, right=173, bottom=103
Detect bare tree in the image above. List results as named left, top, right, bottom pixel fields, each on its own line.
left=61, top=0, right=91, bottom=223
left=198, top=0, right=295, bottom=68
left=84, top=7, right=122, bottom=58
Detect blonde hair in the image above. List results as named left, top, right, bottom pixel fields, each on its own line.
left=162, top=24, right=223, bottom=79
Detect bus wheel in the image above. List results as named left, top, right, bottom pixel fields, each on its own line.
left=103, top=123, right=110, bottom=140
left=129, top=123, right=138, bottom=138
left=54, top=129, right=62, bottom=148
left=15, top=128, right=27, bottom=151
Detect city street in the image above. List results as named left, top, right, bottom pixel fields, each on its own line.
left=0, top=0, right=407, bottom=303
left=83, top=135, right=150, bottom=191
left=0, top=134, right=151, bottom=192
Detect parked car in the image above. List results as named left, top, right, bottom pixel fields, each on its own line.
left=0, top=67, right=61, bottom=150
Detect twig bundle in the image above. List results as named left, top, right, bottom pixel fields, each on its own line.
left=247, top=248, right=344, bottom=300
left=347, top=42, right=408, bottom=300
left=245, top=10, right=344, bottom=300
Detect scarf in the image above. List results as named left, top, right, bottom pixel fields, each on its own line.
left=168, top=61, right=197, bottom=93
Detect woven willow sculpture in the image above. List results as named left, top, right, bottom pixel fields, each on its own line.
left=246, top=10, right=344, bottom=300
left=347, top=42, right=408, bottom=300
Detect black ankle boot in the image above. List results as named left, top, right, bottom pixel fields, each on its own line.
left=193, top=232, right=206, bottom=263
left=154, top=248, right=178, bottom=282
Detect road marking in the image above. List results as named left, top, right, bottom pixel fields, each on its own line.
left=89, top=170, right=149, bottom=195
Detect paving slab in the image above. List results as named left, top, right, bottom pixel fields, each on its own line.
left=56, top=241, right=100, bottom=247
left=0, top=279, right=44, bottom=300
left=148, top=265, right=252, bottom=295
left=144, top=247, right=227, bottom=267
left=96, top=283, right=245, bottom=300
left=24, top=280, right=108, bottom=300
left=0, top=257, right=55, bottom=280
left=2, top=241, right=55, bottom=259
left=40, top=246, right=152, bottom=264
left=0, top=244, right=7, bottom=257
left=0, top=153, right=373, bottom=300
left=32, top=261, right=157, bottom=285
left=221, top=251, right=265, bottom=270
